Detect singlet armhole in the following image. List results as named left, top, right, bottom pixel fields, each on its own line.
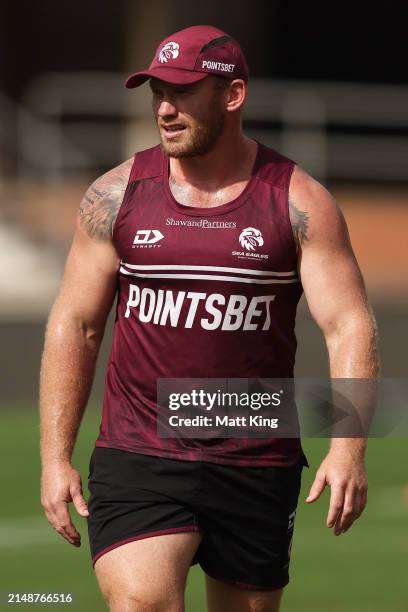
left=111, top=154, right=137, bottom=242
left=284, top=161, right=299, bottom=261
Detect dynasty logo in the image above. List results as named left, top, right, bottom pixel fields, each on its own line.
left=133, top=229, right=164, bottom=248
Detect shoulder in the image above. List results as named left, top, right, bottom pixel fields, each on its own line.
left=255, top=143, right=295, bottom=189
left=288, top=165, right=346, bottom=249
left=289, top=165, right=336, bottom=209
left=79, top=157, right=134, bottom=242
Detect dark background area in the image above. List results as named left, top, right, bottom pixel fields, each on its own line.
left=2, top=0, right=408, bottom=99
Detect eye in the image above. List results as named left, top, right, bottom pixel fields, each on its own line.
left=176, top=89, right=193, bottom=96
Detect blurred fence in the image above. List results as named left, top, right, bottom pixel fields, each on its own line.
left=1, top=73, right=408, bottom=181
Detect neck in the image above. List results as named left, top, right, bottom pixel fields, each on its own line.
left=169, top=130, right=257, bottom=191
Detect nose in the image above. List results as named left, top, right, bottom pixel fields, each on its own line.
left=157, top=99, right=177, bottom=119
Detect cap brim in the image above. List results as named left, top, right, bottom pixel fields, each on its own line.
left=125, top=67, right=209, bottom=89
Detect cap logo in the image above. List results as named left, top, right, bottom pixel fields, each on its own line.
left=202, top=60, right=235, bottom=73
left=158, top=41, right=180, bottom=63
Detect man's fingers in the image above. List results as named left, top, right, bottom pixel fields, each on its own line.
left=334, top=489, right=356, bottom=534
left=337, top=487, right=367, bottom=534
left=70, top=482, right=89, bottom=517
left=44, top=508, right=80, bottom=547
left=326, top=484, right=345, bottom=528
left=53, top=502, right=81, bottom=545
left=55, top=524, right=81, bottom=547
left=305, top=472, right=326, bottom=503
left=41, top=466, right=88, bottom=547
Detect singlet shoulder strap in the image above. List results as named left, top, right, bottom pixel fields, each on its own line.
left=255, top=143, right=296, bottom=192
left=129, top=144, right=163, bottom=182
left=112, top=145, right=162, bottom=242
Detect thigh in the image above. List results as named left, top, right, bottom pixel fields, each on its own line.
left=205, top=575, right=283, bottom=612
left=95, top=531, right=202, bottom=612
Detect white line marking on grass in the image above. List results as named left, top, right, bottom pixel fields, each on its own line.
left=0, top=516, right=63, bottom=548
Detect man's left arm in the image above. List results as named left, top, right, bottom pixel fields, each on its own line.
left=289, top=165, right=379, bottom=536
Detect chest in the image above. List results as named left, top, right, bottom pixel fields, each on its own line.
left=114, top=178, right=297, bottom=274
left=169, top=177, right=250, bottom=208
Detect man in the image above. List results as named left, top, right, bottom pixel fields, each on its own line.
left=40, top=25, right=378, bottom=612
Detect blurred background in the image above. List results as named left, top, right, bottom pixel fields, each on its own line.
left=0, top=1, right=407, bottom=610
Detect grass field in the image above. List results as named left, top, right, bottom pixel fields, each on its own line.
left=1, top=407, right=407, bottom=611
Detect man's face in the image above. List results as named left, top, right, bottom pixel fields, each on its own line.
left=150, top=76, right=228, bottom=158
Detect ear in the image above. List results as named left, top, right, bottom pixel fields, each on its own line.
left=225, top=79, right=246, bottom=113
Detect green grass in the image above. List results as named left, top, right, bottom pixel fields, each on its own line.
left=0, top=407, right=407, bottom=611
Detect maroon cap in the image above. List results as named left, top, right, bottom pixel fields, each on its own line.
left=126, top=25, right=249, bottom=88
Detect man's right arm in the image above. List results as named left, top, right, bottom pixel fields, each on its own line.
left=40, top=158, right=132, bottom=547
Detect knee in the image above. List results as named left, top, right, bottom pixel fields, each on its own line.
left=247, top=590, right=284, bottom=612
left=106, top=590, right=181, bottom=612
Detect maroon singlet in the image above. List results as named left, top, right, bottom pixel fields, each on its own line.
left=95, top=142, right=305, bottom=466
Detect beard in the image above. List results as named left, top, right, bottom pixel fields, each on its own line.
left=158, top=102, right=226, bottom=158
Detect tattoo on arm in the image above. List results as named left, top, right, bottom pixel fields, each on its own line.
left=289, top=198, right=309, bottom=249
left=79, top=162, right=132, bottom=241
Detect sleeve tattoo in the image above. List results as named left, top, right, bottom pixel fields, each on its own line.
left=79, top=167, right=130, bottom=241
left=289, top=197, right=309, bottom=249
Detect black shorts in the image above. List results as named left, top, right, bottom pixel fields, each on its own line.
left=87, top=448, right=308, bottom=591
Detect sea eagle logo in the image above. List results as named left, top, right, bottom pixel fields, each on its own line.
left=239, top=227, right=264, bottom=251
left=158, top=41, right=180, bottom=63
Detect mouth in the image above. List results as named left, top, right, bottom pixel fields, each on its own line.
left=160, top=124, right=186, bottom=139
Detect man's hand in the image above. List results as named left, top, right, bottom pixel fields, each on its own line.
left=41, top=462, right=89, bottom=547
left=305, top=450, right=368, bottom=535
